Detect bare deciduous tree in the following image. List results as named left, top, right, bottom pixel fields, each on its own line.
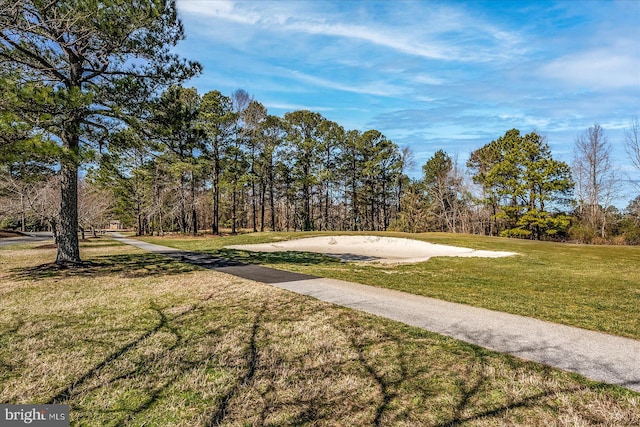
left=625, top=118, right=640, bottom=191
left=29, top=176, right=60, bottom=242
left=78, top=180, right=113, bottom=239
left=573, top=124, right=619, bottom=238
left=0, top=174, right=34, bottom=232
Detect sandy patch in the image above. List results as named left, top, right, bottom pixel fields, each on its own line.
left=226, top=236, right=517, bottom=264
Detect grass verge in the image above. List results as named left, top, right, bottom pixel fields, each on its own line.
left=1, top=238, right=638, bottom=425
left=136, top=231, right=640, bottom=340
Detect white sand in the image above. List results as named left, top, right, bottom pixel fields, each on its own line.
left=226, top=235, right=517, bottom=264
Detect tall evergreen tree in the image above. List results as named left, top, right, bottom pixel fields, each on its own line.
left=423, top=150, right=455, bottom=231
left=150, top=85, right=203, bottom=234
left=0, top=0, right=200, bottom=263
left=243, top=100, right=267, bottom=232
left=284, top=110, right=325, bottom=231
left=340, top=130, right=364, bottom=230
left=469, top=129, right=573, bottom=239
left=199, top=90, right=234, bottom=234
left=255, top=115, right=285, bottom=232
left=358, top=130, right=401, bottom=230
left=317, top=120, right=344, bottom=230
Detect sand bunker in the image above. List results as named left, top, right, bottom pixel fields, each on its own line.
left=226, top=235, right=517, bottom=264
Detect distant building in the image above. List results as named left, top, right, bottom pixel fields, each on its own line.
left=108, top=220, right=124, bottom=230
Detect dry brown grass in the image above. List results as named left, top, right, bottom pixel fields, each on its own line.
left=0, top=240, right=638, bottom=426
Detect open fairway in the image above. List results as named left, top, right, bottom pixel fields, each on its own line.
left=137, top=231, right=640, bottom=340
left=1, top=237, right=638, bottom=425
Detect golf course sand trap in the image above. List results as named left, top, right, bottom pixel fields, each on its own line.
left=226, top=236, right=517, bottom=264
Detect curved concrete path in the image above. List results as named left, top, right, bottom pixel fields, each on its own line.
left=112, top=234, right=640, bottom=393
left=0, top=232, right=53, bottom=247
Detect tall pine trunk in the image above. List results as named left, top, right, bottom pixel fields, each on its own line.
left=212, top=156, right=220, bottom=234
left=232, top=188, right=237, bottom=234
left=56, top=145, right=80, bottom=263
left=260, top=180, right=266, bottom=232
left=251, top=179, right=258, bottom=232
left=269, top=174, right=276, bottom=232
left=191, top=170, right=198, bottom=235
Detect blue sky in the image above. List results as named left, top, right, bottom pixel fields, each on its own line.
left=174, top=0, right=640, bottom=203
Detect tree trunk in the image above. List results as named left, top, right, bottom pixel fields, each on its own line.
left=49, top=218, right=58, bottom=246
left=269, top=168, right=276, bottom=231
left=20, top=193, right=26, bottom=232
left=212, top=160, right=220, bottom=234
left=191, top=171, right=198, bottom=236
left=382, top=181, right=388, bottom=231
left=252, top=179, right=258, bottom=232
left=260, top=180, right=266, bottom=232
left=137, top=200, right=143, bottom=236
left=232, top=188, right=237, bottom=234
left=324, top=183, right=330, bottom=231
left=179, top=174, right=187, bottom=233
left=56, top=157, right=80, bottom=263
left=303, top=184, right=311, bottom=231
left=351, top=175, right=358, bottom=231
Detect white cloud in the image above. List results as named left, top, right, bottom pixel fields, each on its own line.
left=411, top=74, right=447, bottom=86
left=286, top=69, right=405, bottom=97
left=288, top=21, right=454, bottom=61
left=176, top=0, right=523, bottom=63
left=542, top=45, right=640, bottom=89
left=265, top=102, right=334, bottom=112
left=178, top=0, right=259, bottom=25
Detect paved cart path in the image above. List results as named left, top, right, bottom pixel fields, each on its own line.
left=112, top=234, right=640, bottom=393
left=0, top=232, right=53, bottom=247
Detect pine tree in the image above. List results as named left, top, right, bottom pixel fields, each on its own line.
left=0, top=0, right=200, bottom=263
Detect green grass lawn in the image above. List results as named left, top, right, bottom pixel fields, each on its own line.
left=1, top=238, right=639, bottom=425
left=135, top=231, right=640, bottom=340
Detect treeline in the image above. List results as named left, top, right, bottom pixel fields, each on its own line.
left=3, top=83, right=639, bottom=244
left=94, top=87, right=409, bottom=235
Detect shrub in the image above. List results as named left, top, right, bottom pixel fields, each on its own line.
left=568, top=225, right=596, bottom=244
left=500, top=227, right=531, bottom=239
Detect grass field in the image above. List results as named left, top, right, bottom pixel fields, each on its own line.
left=136, top=231, right=640, bottom=340
left=1, top=237, right=638, bottom=426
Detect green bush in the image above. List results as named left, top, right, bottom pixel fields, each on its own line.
left=619, top=218, right=640, bottom=245
left=568, top=224, right=596, bottom=244
left=0, top=218, right=18, bottom=230
left=500, top=227, right=531, bottom=239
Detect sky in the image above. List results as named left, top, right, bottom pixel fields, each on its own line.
left=173, top=0, right=640, bottom=205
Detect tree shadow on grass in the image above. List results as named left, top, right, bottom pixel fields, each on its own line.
left=206, top=302, right=265, bottom=427
left=332, top=314, right=625, bottom=426
left=46, top=295, right=272, bottom=426
left=11, top=252, right=202, bottom=281
left=79, top=241, right=129, bottom=249
left=205, top=248, right=343, bottom=267
left=6, top=283, right=635, bottom=425
left=336, top=318, right=413, bottom=426
left=11, top=246, right=340, bottom=282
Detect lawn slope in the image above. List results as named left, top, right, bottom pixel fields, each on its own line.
left=137, top=231, right=640, bottom=340
left=2, top=238, right=637, bottom=425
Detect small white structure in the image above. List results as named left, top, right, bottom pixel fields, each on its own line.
left=108, top=220, right=124, bottom=230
